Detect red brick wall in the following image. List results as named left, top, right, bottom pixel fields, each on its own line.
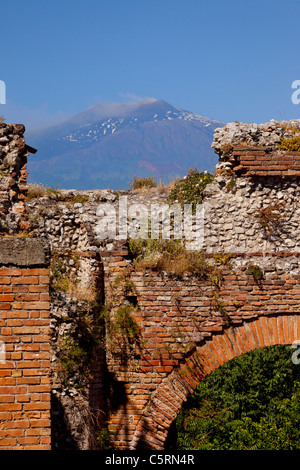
left=102, top=248, right=300, bottom=450
left=220, top=146, right=300, bottom=177
left=0, top=242, right=50, bottom=450
left=131, top=313, right=300, bottom=449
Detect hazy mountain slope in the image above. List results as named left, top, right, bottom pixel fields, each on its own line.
left=26, top=100, right=223, bottom=190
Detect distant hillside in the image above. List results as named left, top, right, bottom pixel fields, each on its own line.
left=26, top=100, right=224, bottom=190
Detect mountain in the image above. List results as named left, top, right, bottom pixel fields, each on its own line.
left=26, top=100, right=224, bottom=190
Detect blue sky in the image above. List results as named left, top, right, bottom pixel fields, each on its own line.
left=1, top=0, right=300, bottom=131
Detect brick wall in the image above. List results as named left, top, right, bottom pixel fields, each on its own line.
left=218, top=146, right=300, bottom=177
left=0, top=238, right=51, bottom=450
left=102, top=247, right=300, bottom=449
left=19, top=118, right=300, bottom=449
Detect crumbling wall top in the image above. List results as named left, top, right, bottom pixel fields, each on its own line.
left=212, top=119, right=300, bottom=154
left=0, top=122, right=32, bottom=233
left=212, top=120, right=300, bottom=178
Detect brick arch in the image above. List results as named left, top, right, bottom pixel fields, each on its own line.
left=130, top=313, right=300, bottom=450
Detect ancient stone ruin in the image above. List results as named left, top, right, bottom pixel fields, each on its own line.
left=0, top=119, right=300, bottom=449
left=0, top=123, right=50, bottom=450
left=0, top=123, right=37, bottom=234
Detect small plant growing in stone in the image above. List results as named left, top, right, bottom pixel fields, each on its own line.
left=210, top=292, right=230, bottom=324
left=278, top=134, right=300, bottom=151
left=168, top=167, right=214, bottom=212
left=27, top=183, right=47, bottom=200
left=213, top=252, right=232, bottom=267
left=248, top=264, right=263, bottom=282
left=50, top=254, right=69, bottom=292
left=57, top=309, right=100, bottom=388
left=128, top=237, right=209, bottom=279
left=129, top=176, right=158, bottom=190
left=220, top=143, right=234, bottom=155
left=46, top=184, right=61, bottom=199
left=257, top=202, right=284, bottom=234
left=114, top=305, right=141, bottom=350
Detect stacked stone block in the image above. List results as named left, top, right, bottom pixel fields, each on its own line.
left=0, top=123, right=32, bottom=233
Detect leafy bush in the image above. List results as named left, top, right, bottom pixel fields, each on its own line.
left=168, top=167, right=214, bottom=212
left=176, top=345, right=300, bottom=450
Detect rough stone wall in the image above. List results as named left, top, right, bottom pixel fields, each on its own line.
left=27, top=182, right=300, bottom=448
left=201, top=176, right=300, bottom=254
left=27, top=187, right=170, bottom=449
left=212, top=119, right=300, bottom=153
left=0, top=123, right=31, bottom=233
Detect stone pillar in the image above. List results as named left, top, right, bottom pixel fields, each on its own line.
left=0, top=123, right=32, bottom=234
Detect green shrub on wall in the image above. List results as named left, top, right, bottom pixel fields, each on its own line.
left=168, top=167, right=214, bottom=212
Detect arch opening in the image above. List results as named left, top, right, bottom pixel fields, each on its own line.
left=131, top=313, right=300, bottom=450
left=174, top=344, right=300, bottom=450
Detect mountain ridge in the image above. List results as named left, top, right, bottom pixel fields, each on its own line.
left=26, top=99, right=224, bottom=190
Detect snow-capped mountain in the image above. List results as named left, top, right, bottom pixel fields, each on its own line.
left=26, top=100, right=223, bottom=190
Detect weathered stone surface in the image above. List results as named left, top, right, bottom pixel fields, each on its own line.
left=0, top=123, right=30, bottom=233
left=212, top=119, right=300, bottom=154
left=0, top=237, right=49, bottom=266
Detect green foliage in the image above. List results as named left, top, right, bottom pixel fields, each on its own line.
left=46, top=184, right=61, bottom=198
left=175, top=345, right=300, bottom=450
left=69, top=194, right=90, bottom=204
left=213, top=252, right=232, bottom=267
left=99, top=269, right=142, bottom=362
left=248, top=264, right=263, bottom=282
left=129, top=237, right=185, bottom=260
left=96, top=428, right=110, bottom=449
left=168, top=167, right=214, bottom=212
left=58, top=336, right=88, bottom=380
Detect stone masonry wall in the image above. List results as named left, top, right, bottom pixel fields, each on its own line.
left=25, top=118, right=300, bottom=449
left=0, top=123, right=32, bottom=234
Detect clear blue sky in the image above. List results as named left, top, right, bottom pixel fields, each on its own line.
left=1, top=0, right=300, bottom=131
